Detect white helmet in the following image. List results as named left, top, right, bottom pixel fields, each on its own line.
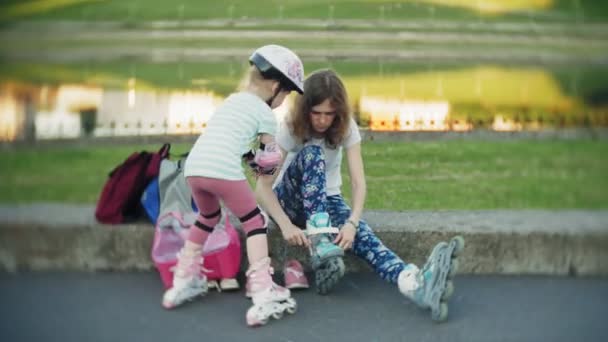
left=249, top=44, right=304, bottom=94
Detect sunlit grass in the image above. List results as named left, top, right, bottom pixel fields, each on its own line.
left=347, top=66, right=577, bottom=110
left=2, top=60, right=605, bottom=127
left=0, top=61, right=594, bottom=106
left=0, top=0, right=103, bottom=21
left=418, top=0, right=553, bottom=15
left=1, top=0, right=607, bottom=23
left=1, top=140, right=606, bottom=209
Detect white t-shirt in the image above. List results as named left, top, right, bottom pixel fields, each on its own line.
left=184, top=92, right=276, bottom=180
left=275, top=118, right=361, bottom=196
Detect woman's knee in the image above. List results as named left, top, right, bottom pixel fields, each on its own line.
left=297, top=145, right=325, bottom=165
left=301, top=144, right=323, bottom=155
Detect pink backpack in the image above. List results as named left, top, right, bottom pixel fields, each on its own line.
left=151, top=211, right=241, bottom=289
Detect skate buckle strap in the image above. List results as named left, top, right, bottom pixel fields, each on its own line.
left=305, top=226, right=339, bottom=236
left=170, top=264, right=212, bottom=275
left=171, top=253, right=210, bottom=277
left=246, top=257, right=273, bottom=275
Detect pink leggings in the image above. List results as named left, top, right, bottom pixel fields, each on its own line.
left=186, top=176, right=266, bottom=245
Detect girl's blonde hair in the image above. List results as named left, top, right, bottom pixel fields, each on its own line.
left=237, top=65, right=266, bottom=91
left=288, top=69, right=351, bottom=149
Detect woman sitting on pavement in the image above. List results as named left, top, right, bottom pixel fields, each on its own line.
left=255, top=68, right=465, bottom=322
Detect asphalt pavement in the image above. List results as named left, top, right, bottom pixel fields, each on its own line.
left=1, top=272, right=607, bottom=342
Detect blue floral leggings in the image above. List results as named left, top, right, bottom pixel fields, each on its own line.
left=274, top=145, right=407, bottom=284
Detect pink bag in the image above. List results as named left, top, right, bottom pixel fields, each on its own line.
left=151, top=211, right=242, bottom=289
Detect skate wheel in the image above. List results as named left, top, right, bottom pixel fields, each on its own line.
left=432, top=302, right=449, bottom=322
left=315, top=257, right=345, bottom=295
left=337, top=257, right=346, bottom=277
left=448, top=259, right=459, bottom=277
left=272, top=311, right=284, bottom=320
left=286, top=306, right=297, bottom=315
left=451, top=236, right=465, bottom=256
left=441, top=280, right=454, bottom=301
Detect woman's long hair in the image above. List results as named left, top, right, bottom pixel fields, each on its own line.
left=288, top=69, right=351, bottom=149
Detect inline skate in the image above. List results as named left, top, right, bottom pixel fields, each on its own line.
left=246, top=257, right=297, bottom=326
left=307, top=212, right=345, bottom=295
left=398, top=235, right=465, bottom=322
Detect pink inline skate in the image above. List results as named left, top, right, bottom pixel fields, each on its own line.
left=246, top=257, right=297, bottom=327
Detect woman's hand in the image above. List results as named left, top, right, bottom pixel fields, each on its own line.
left=334, top=222, right=357, bottom=250
left=281, top=223, right=310, bottom=248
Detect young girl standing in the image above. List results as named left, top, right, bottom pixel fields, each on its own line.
left=162, top=45, right=304, bottom=327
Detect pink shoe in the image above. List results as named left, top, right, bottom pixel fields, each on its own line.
left=284, top=259, right=309, bottom=290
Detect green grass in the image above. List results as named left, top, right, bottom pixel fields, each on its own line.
left=1, top=140, right=607, bottom=209
left=6, top=32, right=606, bottom=56
left=346, top=140, right=608, bottom=209
left=2, top=0, right=608, bottom=23
left=0, top=143, right=190, bottom=204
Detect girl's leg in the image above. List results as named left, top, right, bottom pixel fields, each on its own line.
left=187, top=177, right=222, bottom=247
left=205, top=179, right=295, bottom=326
left=207, top=179, right=268, bottom=265
left=162, top=176, right=222, bottom=309
left=326, top=195, right=408, bottom=284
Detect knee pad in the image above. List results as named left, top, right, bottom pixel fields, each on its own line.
left=193, top=209, right=221, bottom=232
left=242, top=142, right=281, bottom=176
left=240, top=207, right=269, bottom=237
left=255, top=142, right=282, bottom=169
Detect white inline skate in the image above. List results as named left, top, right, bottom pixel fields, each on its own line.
left=307, top=212, right=345, bottom=295
left=162, top=246, right=208, bottom=309
left=398, top=235, right=465, bottom=322
left=246, top=257, right=297, bottom=327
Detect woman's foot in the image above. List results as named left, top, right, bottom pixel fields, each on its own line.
left=307, top=212, right=344, bottom=268
left=307, top=212, right=345, bottom=295
left=398, top=236, right=465, bottom=322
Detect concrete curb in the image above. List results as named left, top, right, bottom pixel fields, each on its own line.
left=1, top=204, right=607, bottom=276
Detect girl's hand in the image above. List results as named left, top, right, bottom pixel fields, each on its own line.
left=334, top=222, right=357, bottom=250
left=281, top=224, right=310, bottom=248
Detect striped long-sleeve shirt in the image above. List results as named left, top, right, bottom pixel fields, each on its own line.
left=184, top=92, right=276, bottom=180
